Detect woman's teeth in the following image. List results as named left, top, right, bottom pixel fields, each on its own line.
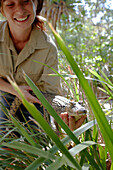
left=16, top=16, right=28, bottom=21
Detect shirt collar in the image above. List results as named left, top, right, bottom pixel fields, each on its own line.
left=0, top=20, right=48, bottom=50
left=27, top=26, right=48, bottom=50
left=0, top=21, right=10, bottom=46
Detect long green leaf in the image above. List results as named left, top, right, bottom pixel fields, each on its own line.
left=33, top=60, right=77, bottom=100
left=25, top=119, right=98, bottom=170
left=0, top=127, right=17, bottom=143
left=16, top=116, right=113, bottom=169
left=9, top=79, right=82, bottom=170
left=48, top=22, right=113, bottom=161
left=23, top=71, right=100, bottom=169
left=89, top=68, right=113, bottom=98
left=46, top=141, right=97, bottom=170
left=1, top=141, right=57, bottom=161
left=100, top=70, right=113, bottom=87
left=9, top=114, right=38, bottom=147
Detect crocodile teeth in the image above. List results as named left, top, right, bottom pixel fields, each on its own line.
left=16, top=16, right=28, bottom=21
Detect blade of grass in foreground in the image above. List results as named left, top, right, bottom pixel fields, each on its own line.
left=46, top=141, right=96, bottom=170
left=25, top=115, right=113, bottom=170
left=32, top=60, right=77, bottom=100
left=2, top=141, right=57, bottom=161
left=7, top=113, right=38, bottom=147
left=8, top=79, right=82, bottom=170
left=48, top=22, right=113, bottom=161
left=25, top=119, right=98, bottom=170
left=23, top=72, right=100, bottom=170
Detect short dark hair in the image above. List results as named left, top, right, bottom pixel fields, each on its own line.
left=36, top=0, right=44, bottom=14
left=35, top=0, right=45, bottom=30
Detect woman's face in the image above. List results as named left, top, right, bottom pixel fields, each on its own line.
left=1, top=0, right=38, bottom=31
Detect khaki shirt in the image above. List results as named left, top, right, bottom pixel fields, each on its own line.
left=0, top=21, right=61, bottom=94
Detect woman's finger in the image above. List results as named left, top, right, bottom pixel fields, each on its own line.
left=69, top=115, right=87, bottom=131
left=74, top=115, right=87, bottom=129
left=60, top=112, right=69, bottom=126
left=69, top=116, right=76, bottom=131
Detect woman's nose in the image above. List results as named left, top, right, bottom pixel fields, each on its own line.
left=16, top=2, right=25, bottom=14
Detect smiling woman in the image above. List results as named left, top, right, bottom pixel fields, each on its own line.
left=0, top=0, right=61, bottom=132
left=1, top=0, right=43, bottom=49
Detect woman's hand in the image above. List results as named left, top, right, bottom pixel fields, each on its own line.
left=17, top=86, right=41, bottom=104
left=0, top=78, right=41, bottom=104
left=60, top=112, right=87, bottom=131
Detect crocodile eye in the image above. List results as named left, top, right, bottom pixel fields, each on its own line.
left=71, top=102, right=75, bottom=105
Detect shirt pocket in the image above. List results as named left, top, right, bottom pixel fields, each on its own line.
left=15, top=68, right=44, bottom=85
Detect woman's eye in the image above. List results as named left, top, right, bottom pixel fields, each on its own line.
left=23, top=0, right=29, bottom=3
left=7, top=3, right=14, bottom=7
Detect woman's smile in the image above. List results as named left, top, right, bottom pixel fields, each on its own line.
left=1, top=0, right=37, bottom=32
left=14, top=15, right=29, bottom=22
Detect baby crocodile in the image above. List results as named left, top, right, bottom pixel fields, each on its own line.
left=52, top=95, right=87, bottom=120
left=10, top=93, right=87, bottom=121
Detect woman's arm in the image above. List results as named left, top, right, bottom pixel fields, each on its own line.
left=0, top=77, right=16, bottom=95
left=0, top=77, right=41, bottom=104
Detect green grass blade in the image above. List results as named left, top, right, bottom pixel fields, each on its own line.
left=46, top=157, right=66, bottom=170
left=25, top=157, right=46, bottom=170
left=69, top=141, right=96, bottom=156
left=48, top=23, right=113, bottom=161
left=46, top=141, right=96, bottom=170
left=1, top=141, right=57, bottom=161
left=100, top=70, right=113, bottom=86
left=24, top=119, right=98, bottom=170
left=9, top=79, right=82, bottom=170
left=0, top=127, right=17, bottom=143
left=98, top=145, right=107, bottom=170
left=9, top=114, right=38, bottom=147
left=32, top=60, right=77, bottom=100
left=23, top=72, right=79, bottom=142
left=23, top=72, right=101, bottom=170
left=89, top=68, right=113, bottom=98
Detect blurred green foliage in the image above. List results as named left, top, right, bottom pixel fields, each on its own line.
left=47, top=0, right=113, bottom=81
